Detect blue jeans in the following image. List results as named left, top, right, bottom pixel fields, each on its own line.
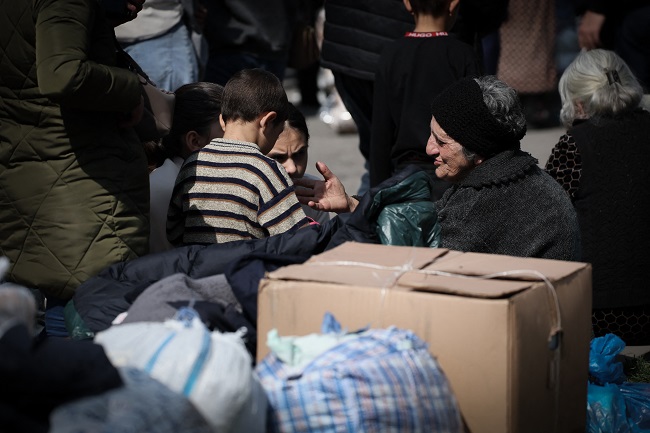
left=45, top=298, right=69, bottom=338
left=124, top=21, right=198, bottom=92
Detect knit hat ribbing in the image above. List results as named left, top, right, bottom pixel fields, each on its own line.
left=430, top=78, right=526, bottom=157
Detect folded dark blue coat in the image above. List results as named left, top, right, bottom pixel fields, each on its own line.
left=65, top=166, right=432, bottom=342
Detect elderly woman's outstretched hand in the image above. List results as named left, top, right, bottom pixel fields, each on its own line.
left=294, top=161, right=359, bottom=214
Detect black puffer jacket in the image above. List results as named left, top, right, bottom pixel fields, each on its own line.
left=203, top=0, right=298, bottom=60
left=320, top=0, right=413, bottom=81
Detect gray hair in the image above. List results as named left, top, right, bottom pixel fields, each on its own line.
left=558, top=49, right=643, bottom=127
left=461, top=146, right=478, bottom=163
left=473, top=75, right=527, bottom=142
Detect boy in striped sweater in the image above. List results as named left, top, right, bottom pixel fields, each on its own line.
left=167, top=69, right=310, bottom=245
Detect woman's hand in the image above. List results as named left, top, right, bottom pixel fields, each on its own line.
left=578, top=11, right=605, bottom=50
left=107, top=0, right=145, bottom=27
left=294, top=161, right=359, bottom=214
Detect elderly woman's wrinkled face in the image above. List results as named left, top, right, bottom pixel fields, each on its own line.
left=426, top=116, right=478, bottom=182
left=267, top=123, right=308, bottom=179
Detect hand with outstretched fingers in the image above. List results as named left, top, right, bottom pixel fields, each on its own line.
left=294, top=161, right=359, bottom=214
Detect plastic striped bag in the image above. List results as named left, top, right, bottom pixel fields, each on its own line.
left=256, top=314, right=463, bottom=433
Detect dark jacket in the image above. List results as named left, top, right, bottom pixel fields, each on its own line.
left=65, top=167, right=433, bottom=339
left=320, top=0, right=413, bottom=81
left=0, top=0, right=150, bottom=300
left=203, top=0, right=299, bottom=60
left=66, top=221, right=343, bottom=338
left=370, top=35, right=481, bottom=186
left=570, top=109, right=650, bottom=308
left=436, top=149, right=581, bottom=261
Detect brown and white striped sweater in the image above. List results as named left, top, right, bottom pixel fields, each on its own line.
left=167, top=138, right=309, bottom=245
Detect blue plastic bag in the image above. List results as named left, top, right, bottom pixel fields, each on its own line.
left=586, top=334, right=650, bottom=433
left=589, top=334, right=626, bottom=385
left=587, top=382, right=629, bottom=433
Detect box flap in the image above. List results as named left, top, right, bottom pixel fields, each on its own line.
left=307, top=242, right=449, bottom=268
left=428, top=252, right=588, bottom=281
left=398, top=273, right=533, bottom=298
left=265, top=244, right=588, bottom=298
left=267, top=243, right=449, bottom=288
left=267, top=263, right=409, bottom=288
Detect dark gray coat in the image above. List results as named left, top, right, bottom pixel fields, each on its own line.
left=436, top=150, right=580, bottom=261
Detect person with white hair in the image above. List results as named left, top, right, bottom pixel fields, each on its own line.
left=545, top=49, right=650, bottom=345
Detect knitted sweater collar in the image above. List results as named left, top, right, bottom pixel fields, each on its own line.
left=457, top=149, right=538, bottom=189
left=211, top=137, right=260, bottom=150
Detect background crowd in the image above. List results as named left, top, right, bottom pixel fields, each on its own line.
left=1, top=0, right=650, bottom=430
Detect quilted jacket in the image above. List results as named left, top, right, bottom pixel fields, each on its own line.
left=0, top=0, right=150, bottom=301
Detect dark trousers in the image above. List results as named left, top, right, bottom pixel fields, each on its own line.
left=332, top=72, right=374, bottom=161
left=616, top=6, right=650, bottom=91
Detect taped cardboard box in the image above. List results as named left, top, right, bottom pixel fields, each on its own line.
left=257, top=242, right=592, bottom=433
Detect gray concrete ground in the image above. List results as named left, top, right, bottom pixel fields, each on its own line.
left=303, top=110, right=565, bottom=195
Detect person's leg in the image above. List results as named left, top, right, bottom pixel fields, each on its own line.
left=331, top=72, right=374, bottom=194
left=124, top=22, right=198, bottom=92
left=297, top=62, right=321, bottom=108
left=481, top=31, right=500, bottom=75
left=616, top=6, right=650, bottom=92
left=332, top=72, right=373, bottom=160
left=44, top=297, right=69, bottom=338
left=165, top=21, right=199, bottom=90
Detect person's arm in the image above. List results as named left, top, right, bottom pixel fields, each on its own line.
left=544, top=133, right=582, bottom=200
left=34, top=0, right=142, bottom=112
left=294, top=161, right=359, bottom=213
left=578, top=10, right=605, bottom=49
left=259, top=185, right=310, bottom=237
left=369, top=53, right=396, bottom=187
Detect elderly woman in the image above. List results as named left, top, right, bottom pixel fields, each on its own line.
left=545, top=49, right=650, bottom=345
left=296, top=76, right=580, bottom=261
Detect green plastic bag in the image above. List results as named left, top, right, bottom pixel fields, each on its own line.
left=367, top=171, right=441, bottom=248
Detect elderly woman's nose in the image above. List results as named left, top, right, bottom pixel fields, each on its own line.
left=426, top=137, right=439, bottom=156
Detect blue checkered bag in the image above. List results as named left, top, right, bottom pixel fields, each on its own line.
left=256, top=316, right=463, bottom=433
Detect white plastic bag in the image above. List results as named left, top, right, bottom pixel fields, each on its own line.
left=94, top=308, right=266, bottom=433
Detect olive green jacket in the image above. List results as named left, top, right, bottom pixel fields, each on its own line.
left=0, top=0, right=150, bottom=300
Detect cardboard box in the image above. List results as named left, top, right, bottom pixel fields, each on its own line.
left=257, top=242, right=592, bottom=433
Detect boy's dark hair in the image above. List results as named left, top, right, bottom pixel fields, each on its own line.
left=408, top=0, right=449, bottom=17
left=286, top=103, right=310, bottom=144
left=142, top=139, right=167, bottom=171
left=221, top=68, right=289, bottom=127
left=163, top=82, right=224, bottom=158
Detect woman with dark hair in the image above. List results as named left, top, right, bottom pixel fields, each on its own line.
left=267, top=104, right=331, bottom=224
left=149, top=82, right=224, bottom=253
left=545, top=49, right=650, bottom=345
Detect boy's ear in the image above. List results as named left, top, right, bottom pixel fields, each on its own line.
left=183, top=130, right=204, bottom=156
left=259, top=111, right=278, bottom=130
left=219, top=113, right=226, bottom=131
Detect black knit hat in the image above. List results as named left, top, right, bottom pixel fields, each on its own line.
left=430, top=78, right=526, bottom=157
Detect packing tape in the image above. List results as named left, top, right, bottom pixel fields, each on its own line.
left=306, top=258, right=417, bottom=329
